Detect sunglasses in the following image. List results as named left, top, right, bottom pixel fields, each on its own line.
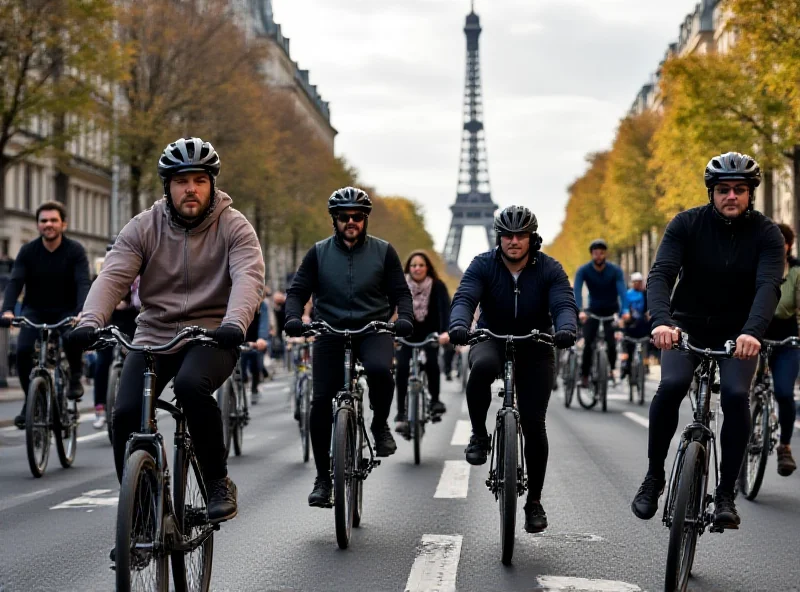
left=336, top=212, right=366, bottom=223
left=714, top=184, right=749, bottom=196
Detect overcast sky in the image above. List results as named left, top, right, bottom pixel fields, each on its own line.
left=273, top=0, right=699, bottom=269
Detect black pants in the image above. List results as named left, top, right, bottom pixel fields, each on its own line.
left=310, top=333, right=395, bottom=478
left=16, top=315, right=82, bottom=404
left=648, top=348, right=756, bottom=492
left=443, top=344, right=456, bottom=375
left=240, top=350, right=261, bottom=393
left=581, top=317, right=617, bottom=377
left=112, top=344, right=236, bottom=483
left=466, top=340, right=554, bottom=500
left=93, top=346, right=114, bottom=407
left=395, top=343, right=441, bottom=416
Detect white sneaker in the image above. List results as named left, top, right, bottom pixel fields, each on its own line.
left=92, top=413, right=107, bottom=430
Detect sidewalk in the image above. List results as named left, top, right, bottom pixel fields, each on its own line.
left=0, top=376, right=96, bottom=428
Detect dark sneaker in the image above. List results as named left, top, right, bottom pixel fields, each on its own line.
left=631, top=474, right=666, bottom=520
left=713, top=489, right=740, bottom=529
left=430, top=400, right=447, bottom=416
left=524, top=501, right=548, bottom=533
left=372, top=423, right=397, bottom=457
left=394, top=413, right=409, bottom=437
left=777, top=445, right=797, bottom=477
left=207, top=477, right=238, bottom=523
left=308, top=477, right=333, bottom=508
left=14, top=414, right=26, bottom=430
left=67, top=379, right=84, bottom=401
left=465, top=434, right=491, bottom=466
left=580, top=375, right=589, bottom=389
left=251, top=390, right=260, bottom=405
left=445, top=373, right=453, bottom=382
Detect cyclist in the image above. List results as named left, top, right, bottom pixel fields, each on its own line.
left=1, top=201, right=91, bottom=429
left=573, top=239, right=629, bottom=388
left=394, top=250, right=451, bottom=436
left=631, top=152, right=784, bottom=529
left=449, top=205, right=578, bottom=533
left=69, top=137, right=265, bottom=526
left=283, top=187, right=414, bottom=508
left=763, top=223, right=799, bottom=476
left=620, top=271, right=649, bottom=380
left=242, top=285, right=270, bottom=404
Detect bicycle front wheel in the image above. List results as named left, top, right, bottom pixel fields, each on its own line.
left=410, top=382, right=422, bottom=465
left=739, top=398, right=770, bottom=500
left=665, top=441, right=705, bottom=592
left=499, top=411, right=518, bottom=566
left=637, top=355, right=646, bottom=405
left=54, top=397, right=78, bottom=468
left=232, top=381, right=245, bottom=457
left=116, top=449, right=169, bottom=592
left=597, top=352, right=609, bottom=412
left=333, top=409, right=356, bottom=549
left=298, top=376, right=312, bottom=463
left=107, top=364, right=121, bottom=443
left=563, top=351, right=577, bottom=408
left=25, top=377, right=51, bottom=478
left=352, top=419, right=364, bottom=528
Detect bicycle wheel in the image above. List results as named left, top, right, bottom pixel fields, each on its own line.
left=551, top=350, right=560, bottom=392
left=577, top=355, right=598, bottom=410
left=665, top=441, right=705, bottom=592
left=333, top=408, right=356, bottom=549
left=25, top=376, right=51, bottom=478
left=498, top=411, right=518, bottom=566
left=628, top=359, right=636, bottom=403
left=409, top=381, right=422, bottom=465
left=353, top=418, right=364, bottom=528
left=216, top=379, right=234, bottom=460
left=563, top=351, right=576, bottom=408
left=107, top=364, right=121, bottom=443
left=54, top=396, right=78, bottom=469
left=637, top=355, right=646, bottom=405
left=172, top=443, right=214, bottom=592
left=298, top=376, right=312, bottom=463
left=739, top=398, right=770, bottom=500
left=232, top=381, right=244, bottom=457
left=116, top=449, right=169, bottom=592
left=597, top=352, right=609, bottom=412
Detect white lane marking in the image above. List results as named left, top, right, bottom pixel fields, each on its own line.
left=534, top=576, right=641, bottom=591
left=795, top=421, right=800, bottom=431
left=0, top=488, right=53, bottom=512
left=404, top=534, right=463, bottom=592
left=50, top=489, right=118, bottom=510
left=76, top=432, right=109, bottom=443
left=460, top=398, right=468, bottom=414
left=607, top=394, right=628, bottom=401
left=1, top=411, right=95, bottom=432
left=622, top=411, right=649, bottom=429
left=434, top=461, right=471, bottom=499
left=450, top=420, right=472, bottom=446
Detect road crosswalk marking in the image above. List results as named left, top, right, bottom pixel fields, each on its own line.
left=404, top=534, right=463, bottom=592
left=434, top=461, right=470, bottom=499
left=50, top=489, right=118, bottom=510
left=450, top=420, right=471, bottom=446
left=533, top=575, right=641, bottom=591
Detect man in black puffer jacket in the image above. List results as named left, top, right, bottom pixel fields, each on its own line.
left=449, top=205, right=578, bottom=534
left=285, top=187, right=414, bottom=508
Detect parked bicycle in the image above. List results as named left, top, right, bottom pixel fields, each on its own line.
left=290, top=338, right=313, bottom=463
left=577, top=313, right=615, bottom=412
left=661, top=333, right=734, bottom=592
left=738, top=336, right=800, bottom=501
left=623, top=335, right=650, bottom=406
left=561, top=344, right=579, bottom=408
left=467, top=327, right=555, bottom=566
left=8, top=316, right=79, bottom=478
left=301, top=320, right=392, bottom=549
left=93, top=325, right=220, bottom=592
left=106, top=342, right=127, bottom=444
left=397, top=333, right=440, bottom=465
left=216, top=343, right=254, bottom=459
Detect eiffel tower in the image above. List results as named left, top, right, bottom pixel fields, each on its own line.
left=443, top=1, right=498, bottom=270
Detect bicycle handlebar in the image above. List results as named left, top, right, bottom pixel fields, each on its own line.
left=762, top=336, right=800, bottom=349
left=397, top=333, right=440, bottom=348
left=585, top=313, right=616, bottom=322
left=9, top=316, right=77, bottom=330
left=302, top=320, right=395, bottom=337
left=622, top=335, right=651, bottom=344
left=94, top=325, right=215, bottom=353
left=672, top=333, right=735, bottom=358
left=467, top=328, right=554, bottom=346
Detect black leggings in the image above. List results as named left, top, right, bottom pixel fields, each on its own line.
left=112, top=344, right=236, bottom=483
left=466, top=340, right=554, bottom=500
left=648, top=348, right=756, bottom=492
left=395, top=343, right=441, bottom=416
left=310, top=333, right=395, bottom=479
left=581, top=316, right=617, bottom=376
left=16, top=321, right=82, bottom=402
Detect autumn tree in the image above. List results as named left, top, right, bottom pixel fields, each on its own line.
left=0, top=0, right=123, bottom=215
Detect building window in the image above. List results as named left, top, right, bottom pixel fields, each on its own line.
left=24, top=164, right=32, bottom=212
left=82, top=188, right=89, bottom=234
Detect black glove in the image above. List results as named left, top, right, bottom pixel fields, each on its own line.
left=553, top=330, right=577, bottom=349
left=394, top=318, right=414, bottom=338
left=210, top=324, right=244, bottom=349
left=68, top=326, right=99, bottom=350
left=284, top=318, right=305, bottom=337
left=449, top=326, right=470, bottom=346
left=0, top=316, right=12, bottom=328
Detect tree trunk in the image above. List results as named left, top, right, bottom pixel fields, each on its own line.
left=763, top=169, right=774, bottom=219
left=129, top=163, right=142, bottom=221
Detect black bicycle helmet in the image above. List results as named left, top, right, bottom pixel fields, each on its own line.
left=494, top=205, right=542, bottom=251
left=704, top=152, right=761, bottom=189
left=157, top=137, right=221, bottom=182
left=589, top=238, right=608, bottom=252
left=327, top=187, right=372, bottom=214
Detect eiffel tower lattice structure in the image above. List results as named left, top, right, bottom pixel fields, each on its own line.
left=442, top=2, right=498, bottom=270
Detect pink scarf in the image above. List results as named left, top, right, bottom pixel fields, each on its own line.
left=406, top=274, right=433, bottom=323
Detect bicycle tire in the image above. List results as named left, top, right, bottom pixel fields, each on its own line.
left=410, top=381, right=422, bottom=465
left=597, top=352, right=609, bottom=412
left=333, top=408, right=356, bottom=549
left=563, top=351, right=576, bottom=408
left=116, top=449, right=169, bottom=592
left=25, top=377, right=51, bottom=478
left=54, top=397, right=78, bottom=469
left=217, top=379, right=234, bottom=460
left=665, top=441, right=705, bottom=592
left=577, top=355, right=598, bottom=411
left=499, top=411, right=518, bottom=566
left=739, top=399, right=770, bottom=500
left=353, top=418, right=364, bottom=528
left=299, top=376, right=311, bottom=463
left=628, top=360, right=635, bottom=403
left=637, top=355, right=646, bottom=406
left=107, top=364, right=121, bottom=443
left=232, top=380, right=244, bottom=457
left=172, top=442, right=214, bottom=592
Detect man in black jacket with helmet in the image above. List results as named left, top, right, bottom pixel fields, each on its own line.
left=449, top=205, right=578, bottom=534
left=631, top=152, right=784, bottom=530
left=285, top=187, right=414, bottom=508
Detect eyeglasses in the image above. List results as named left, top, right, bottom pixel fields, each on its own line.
left=714, top=184, right=749, bottom=196
left=499, top=232, right=529, bottom=240
left=336, top=212, right=366, bottom=223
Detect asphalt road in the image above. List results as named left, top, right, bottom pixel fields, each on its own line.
left=1, top=369, right=798, bottom=592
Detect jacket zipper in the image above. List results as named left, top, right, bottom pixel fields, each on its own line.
left=513, top=277, right=520, bottom=319
left=182, top=230, right=190, bottom=328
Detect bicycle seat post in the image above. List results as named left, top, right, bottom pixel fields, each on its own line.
left=140, top=349, right=159, bottom=435
left=503, top=337, right=515, bottom=409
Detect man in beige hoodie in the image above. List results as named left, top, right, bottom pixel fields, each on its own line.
left=71, top=137, right=265, bottom=530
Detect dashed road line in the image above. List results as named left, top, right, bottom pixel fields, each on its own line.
left=50, top=489, right=118, bottom=510
left=450, top=420, right=471, bottom=446
left=461, top=397, right=468, bottom=414
left=795, top=420, right=800, bottom=431
left=533, top=576, right=641, bottom=591
left=76, top=432, right=109, bottom=443
left=433, top=461, right=470, bottom=499
left=622, top=411, right=649, bottom=429
left=404, top=534, right=463, bottom=592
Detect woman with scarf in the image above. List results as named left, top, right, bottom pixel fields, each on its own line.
left=394, top=251, right=451, bottom=435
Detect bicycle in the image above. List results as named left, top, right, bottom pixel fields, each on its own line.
left=561, top=344, right=579, bottom=408
left=93, top=325, right=220, bottom=592
left=106, top=342, right=127, bottom=444
left=576, top=313, right=615, bottom=412
left=661, top=333, right=734, bottom=592
left=290, top=338, right=313, bottom=463
left=738, top=336, right=800, bottom=501
left=9, top=316, right=79, bottom=478
left=623, top=336, right=650, bottom=406
left=467, top=328, right=555, bottom=566
left=216, top=343, right=253, bottom=459
left=301, top=320, right=391, bottom=549
left=397, top=333, right=440, bottom=465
